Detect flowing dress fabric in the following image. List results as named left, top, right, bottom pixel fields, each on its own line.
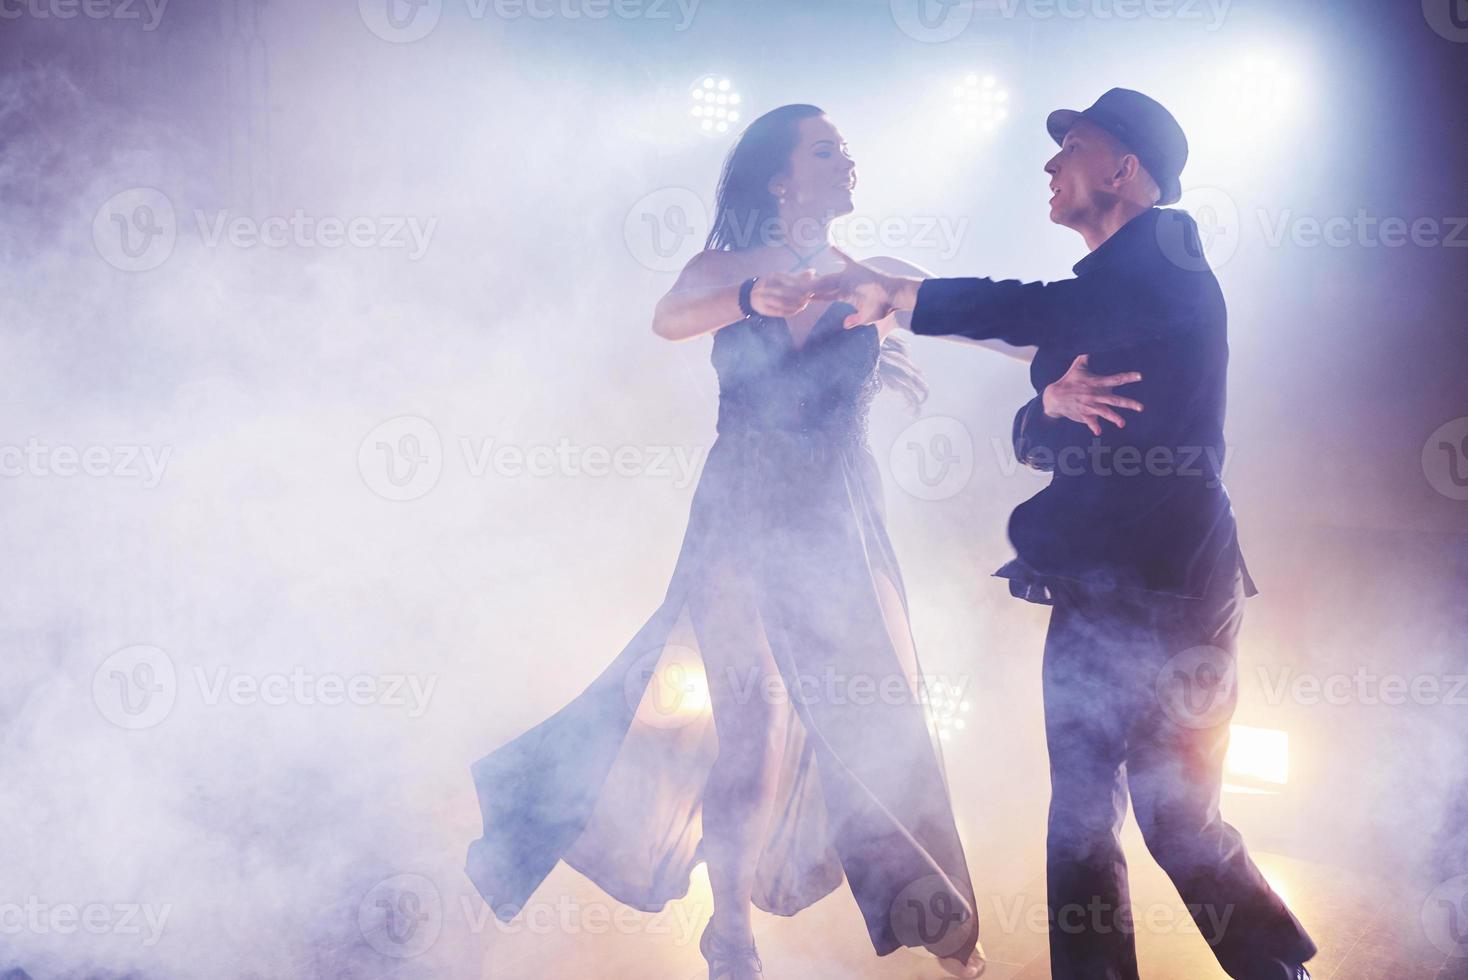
left=467, top=305, right=980, bottom=960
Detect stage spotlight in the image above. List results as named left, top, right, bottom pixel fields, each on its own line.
left=950, top=72, right=1010, bottom=137
left=1175, top=48, right=1310, bottom=173
left=1220, top=54, right=1301, bottom=122
left=1224, top=724, right=1290, bottom=794
left=631, top=646, right=711, bottom=728
left=690, top=74, right=743, bottom=137
left=922, top=679, right=971, bottom=743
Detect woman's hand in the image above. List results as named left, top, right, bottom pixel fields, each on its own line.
left=811, top=248, right=922, bottom=328
left=749, top=269, right=819, bottom=318
left=1042, top=354, right=1144, bottom=436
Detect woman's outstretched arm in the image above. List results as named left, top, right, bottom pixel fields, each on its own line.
left=651, top=250, right=820, bottom=342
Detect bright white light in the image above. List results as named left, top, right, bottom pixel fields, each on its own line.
left=1224, top=724, right=1290, bottom=791
left=632, top=649, right=711, bottom=727
left=690, top=74, right=742, bottom=138
left=950, top=72, right=1010, bottom=138
left=1169, top=46, right=1313, bottom=179
left=923, top=679, right=972, bottom=742
left=1221, top=54, right=1300, bottom=118
left=1197, top=50, right=1307, bottom=155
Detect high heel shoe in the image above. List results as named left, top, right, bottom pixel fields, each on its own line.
left=936, top=938, right=987, bottom=978
left=699, top=921, right=765, bottom=980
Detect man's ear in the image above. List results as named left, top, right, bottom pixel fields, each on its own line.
left=1111, top=153, right=1142, bottom=188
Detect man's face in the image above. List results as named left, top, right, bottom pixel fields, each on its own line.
left=1044, top=119, right=1126, bottom=229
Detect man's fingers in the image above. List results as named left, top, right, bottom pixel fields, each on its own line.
left=769, top=283, right=813, bottom=303
left=809, top=276, right=844, bottom=300
left=767, top=269, right=817, bottom=290
left=1098, top=395, right=1145, bottom=412
left=1071, top=354, right=1090, bottom=371
left=765, top=294, right=807, bottom=315
left=1085, top=418, right=1103, bottom=437
left=1094, top=371, right=1143, bottom=387
left=1095, top=407, right=1126, bottom=429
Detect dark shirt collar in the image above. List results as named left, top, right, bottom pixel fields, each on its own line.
left=1071, top=206, right=1162, bottom=277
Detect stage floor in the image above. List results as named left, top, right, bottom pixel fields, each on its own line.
left=454, top=825, right=1466, bottom=980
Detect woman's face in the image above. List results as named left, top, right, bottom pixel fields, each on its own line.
left=769, top=115, right=857, bottom=222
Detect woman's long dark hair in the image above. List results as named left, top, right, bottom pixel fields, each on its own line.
left=706, top=104, right=928, bottom=411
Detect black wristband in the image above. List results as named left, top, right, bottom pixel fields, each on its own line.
left=737, top=276, right=759, bottom=318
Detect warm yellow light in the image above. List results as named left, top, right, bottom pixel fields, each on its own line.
left=1224, top=725, right=1290, bottom=790
left=635, top=651, right=711, bottom=727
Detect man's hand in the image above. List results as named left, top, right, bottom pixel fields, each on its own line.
left=1042, top=354, right=1144, bottom=436
left=812, top=247, right=923, bottom=328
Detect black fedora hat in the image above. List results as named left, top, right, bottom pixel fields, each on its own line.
left=1046, top=88, right=1188, bottom=206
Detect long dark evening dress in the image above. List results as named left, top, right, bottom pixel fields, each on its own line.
left=467, top=302, right=981, bottom=963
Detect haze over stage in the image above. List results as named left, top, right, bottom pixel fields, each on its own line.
left=0, top=1, right=1465, bottom=978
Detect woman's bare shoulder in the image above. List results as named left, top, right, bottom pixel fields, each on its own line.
left=675, top=248, right=763, bottom=289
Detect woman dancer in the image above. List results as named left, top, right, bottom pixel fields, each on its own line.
left=467, top=104, right=986, bottom=979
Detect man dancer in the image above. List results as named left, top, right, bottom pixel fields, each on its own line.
left=818, top=89, right=1317, bottom=979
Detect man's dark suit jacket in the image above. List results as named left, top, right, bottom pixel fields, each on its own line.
left=910, top=207, right=1254, bottom=602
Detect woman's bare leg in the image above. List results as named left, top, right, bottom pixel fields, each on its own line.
left=689, top=575, right=791, bottom=959
left=871, top=569, right=985, bottom=977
